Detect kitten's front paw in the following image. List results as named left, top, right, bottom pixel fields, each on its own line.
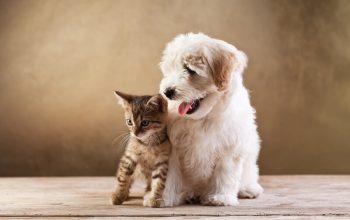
left=238, top=183, right=263, bottom=199
left=111, top=191, right=127, bottom=205
left=201, top=193, right=239, bottom=206
left=143, top=196, right=165, bottom=208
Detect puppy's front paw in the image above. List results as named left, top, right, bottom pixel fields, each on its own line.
left=111, top=191, right=127, bottom=205
left=201, top=194, right=238, bottom=206
left=163, top=192, right=183, bottom=207
left=239, top=183, right=263, bottom=199
left=143, top=196, right=165, bottom=208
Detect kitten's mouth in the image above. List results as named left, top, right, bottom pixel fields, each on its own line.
left=178, top=97, right=205, bottom=116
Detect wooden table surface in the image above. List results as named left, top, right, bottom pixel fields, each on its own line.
left=0, top=176, right=349, bottom=219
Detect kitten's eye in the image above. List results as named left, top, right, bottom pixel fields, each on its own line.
left=183, top=64, right=197, bottom=75
left=141, top=120, right=150, bottom=127
left=126, top=119, right=133, bottom=126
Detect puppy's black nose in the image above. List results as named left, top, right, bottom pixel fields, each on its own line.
left=164, top=88, right=176, bottom=100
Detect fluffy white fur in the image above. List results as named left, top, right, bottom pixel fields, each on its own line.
left=159, top=33, right=263, bottom=206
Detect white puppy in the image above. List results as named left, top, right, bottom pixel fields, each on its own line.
left=159, top=33, right=263, bottom=206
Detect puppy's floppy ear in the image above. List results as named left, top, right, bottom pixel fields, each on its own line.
left=146, top=94, right=168, bottom=113
left=206, top=43, right=247, bottom=91
left=183, top=54, right=206, bottom=77
left=114, top=90, right=134, bottom=108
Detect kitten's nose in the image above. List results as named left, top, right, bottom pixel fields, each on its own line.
left=164, top=88, right=176, bottom=100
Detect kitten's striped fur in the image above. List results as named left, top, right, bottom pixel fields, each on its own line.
left=111, top=91, right=171, bottom=208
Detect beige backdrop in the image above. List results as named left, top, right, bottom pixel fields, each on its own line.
left=0, top=0, right=349, bottom=176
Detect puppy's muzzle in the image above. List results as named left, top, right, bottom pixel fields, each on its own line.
left=164, top=88, right=176, bottom=100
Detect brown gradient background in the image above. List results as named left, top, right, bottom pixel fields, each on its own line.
left=0, top=0, right=349, bottom=176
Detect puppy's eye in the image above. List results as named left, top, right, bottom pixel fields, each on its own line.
left=126, top=119, right=133, bottom=126
left=184, top=64, right=197, bottom=75
left=141, top=120, right=150, bottom=127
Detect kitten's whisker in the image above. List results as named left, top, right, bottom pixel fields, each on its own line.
left=111, top=132, right=130, bottom=157
left=156, top=135, right=161, bottom=145
left=112, top=131, right=129, bottom=144
left=120, top=134, right=130, bottom=148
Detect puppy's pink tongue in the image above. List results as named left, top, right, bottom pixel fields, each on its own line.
left=178, top=102, right=191, bottom=116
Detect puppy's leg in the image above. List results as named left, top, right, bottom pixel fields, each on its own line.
left=201, top=156, right=243, bottom=206
left=162, top=149, right=184, bottom=207
left=238, top=150, right=263, bottom=199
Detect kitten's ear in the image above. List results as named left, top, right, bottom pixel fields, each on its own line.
left=147, top=94, right=168, bottom=113
left=114, top=90, right=133, bottom=108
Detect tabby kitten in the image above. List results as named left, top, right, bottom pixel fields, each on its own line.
left=111, top=91, right=171, bottom=208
